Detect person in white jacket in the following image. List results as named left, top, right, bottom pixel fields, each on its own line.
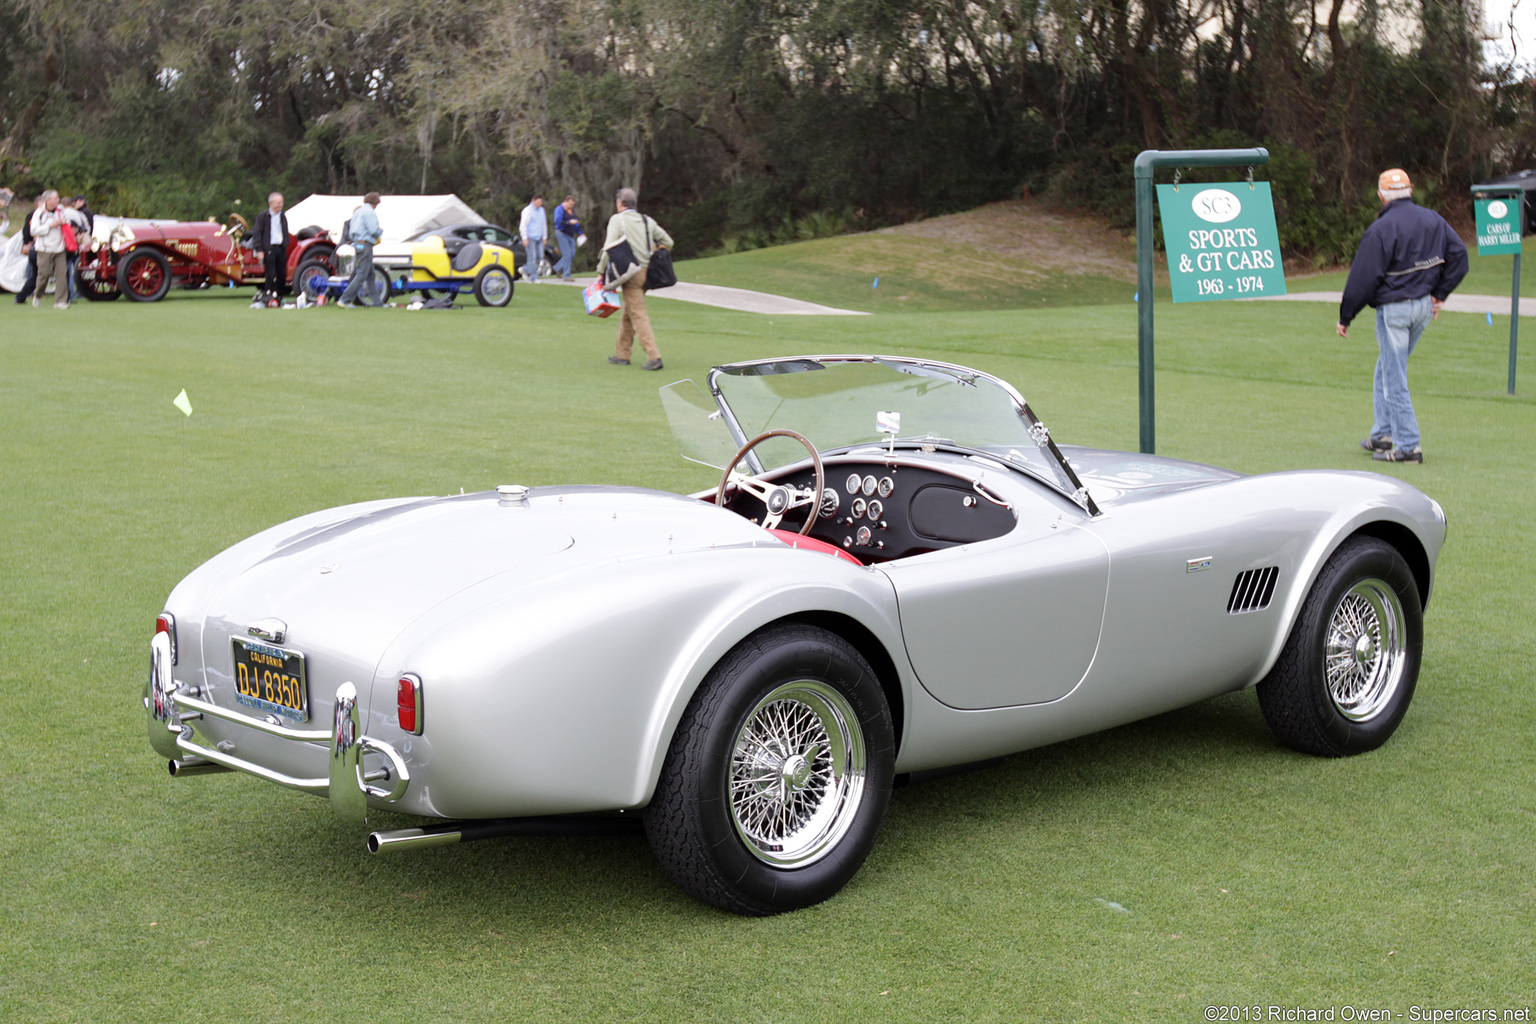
left=519, top=195, right=547, bottom=283
left=29, top=190, right=69, bottom=309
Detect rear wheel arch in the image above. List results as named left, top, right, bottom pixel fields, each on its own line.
left=778, top=611, right=905, bottom=760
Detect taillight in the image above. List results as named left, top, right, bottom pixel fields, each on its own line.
left=397, top=674, right=423, bottom=735
left=155, top=613, right=177, bottom=665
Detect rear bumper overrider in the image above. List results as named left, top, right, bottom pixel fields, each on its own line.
left=145, top=632, right=409, bottom=822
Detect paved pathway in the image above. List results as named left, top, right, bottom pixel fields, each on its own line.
left=1256, top=290, right=1536, bottom=317
left=543, top=277, right=868, bottom=316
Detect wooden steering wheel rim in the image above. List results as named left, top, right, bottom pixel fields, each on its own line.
left=715, top=429, right=825, bottom=536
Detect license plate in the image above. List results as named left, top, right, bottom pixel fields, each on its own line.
left=231, top=636, right=309, bottom=722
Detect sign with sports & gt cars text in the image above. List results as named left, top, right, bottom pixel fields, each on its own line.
left=1157, top=182, right=1287, bottom=303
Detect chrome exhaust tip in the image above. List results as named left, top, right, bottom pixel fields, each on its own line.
left=368, top=815, right=643, bottom=854
left=167, top=757, right=234, bottom=777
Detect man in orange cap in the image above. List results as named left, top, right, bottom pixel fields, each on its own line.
left=1336, top=168, right=1467, bottom=463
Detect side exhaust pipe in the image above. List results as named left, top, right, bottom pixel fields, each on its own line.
left=369, top=815, right=643, bottom=854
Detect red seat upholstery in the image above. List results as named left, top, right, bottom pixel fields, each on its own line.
left=766, top=528, right=864, bottom=566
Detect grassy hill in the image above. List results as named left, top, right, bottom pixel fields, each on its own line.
left=678, top=199, right=1148, bottom=313
left=680, top=199, right=1536, bottom=312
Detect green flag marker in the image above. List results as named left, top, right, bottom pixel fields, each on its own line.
left=173, top=389, right=193, bottom=417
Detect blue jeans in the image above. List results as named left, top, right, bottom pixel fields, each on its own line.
left=1371, top=295, right=1431, bottom=451
left=524, top=238, right=544, bottom=282
left=554, top=232, right=576, bottom=278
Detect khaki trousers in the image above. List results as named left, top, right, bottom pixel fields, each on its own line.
left=614, top=267, right=660, bottom=361
left=35, top=250, right=69, bottom=307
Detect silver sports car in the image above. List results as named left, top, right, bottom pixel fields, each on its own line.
left=145, top=355, right=1445, bottom=914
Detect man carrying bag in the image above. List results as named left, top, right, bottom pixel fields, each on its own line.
left=597, top=188, right=674, bottom=370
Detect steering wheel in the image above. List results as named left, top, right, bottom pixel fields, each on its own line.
left=716, top=429, right=825, bottom=536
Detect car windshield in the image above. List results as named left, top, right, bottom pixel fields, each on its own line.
left=664, top=356, right=1096, bottom=513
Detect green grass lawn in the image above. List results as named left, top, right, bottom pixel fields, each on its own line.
left=1, top=271, right=1532, bottom=1022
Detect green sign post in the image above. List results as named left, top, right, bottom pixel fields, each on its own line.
left=1470, top=187, right=1524, bottom=395
left=1135, top=148, right=1270, bottom=453
left=1156, top=182, right=1286, bottom=303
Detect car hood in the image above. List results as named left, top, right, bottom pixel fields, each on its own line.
left=199, top=486, right=766, bottom=664
left=1059, top=446, right=1244, bottom=508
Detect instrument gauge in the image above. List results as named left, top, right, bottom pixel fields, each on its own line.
left=819, top=488, right=840, bottom=519
left=877, top=476, right=894, bottom=497
left=851, top=498, right=867, bottom=518
left=845, top=473, right=863, bottom=494
left=866, top=500, right=883, bottom=521
left=862, top=474, right=878, bottom=496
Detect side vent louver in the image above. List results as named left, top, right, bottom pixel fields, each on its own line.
left=1227, top=566, right=1279, bottom=614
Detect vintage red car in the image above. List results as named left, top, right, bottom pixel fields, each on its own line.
left=75, top=215, right=337, bottom=302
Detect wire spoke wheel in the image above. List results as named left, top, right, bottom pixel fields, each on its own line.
left=1257, top=536, right=1422, bottom=757
left=729, top=680, right=865, bottom=867
left=1323, top=578, right=1407, bottom=721
left=645, top=624, right=893, bottom=914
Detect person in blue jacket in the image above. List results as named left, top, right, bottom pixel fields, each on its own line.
left=337, top=192, right=383, bottom=308
left=1336, top=168, right=1468, bottom=463
left=552, top=195, right=582, bottom=282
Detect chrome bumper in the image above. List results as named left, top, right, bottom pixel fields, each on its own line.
left=146, top=632, right=409, bottom=823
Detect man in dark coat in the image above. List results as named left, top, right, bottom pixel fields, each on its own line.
left=252, top=192, right=291, bottom=297
left=1336, top=168, right=1468, bottom=463
left=14, top=194, right=41, bottom=304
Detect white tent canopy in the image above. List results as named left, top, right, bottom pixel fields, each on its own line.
left=284, top=194, right=487, bottom=244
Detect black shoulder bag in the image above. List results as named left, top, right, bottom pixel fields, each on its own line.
left=642, top=214, right=676, bottom=290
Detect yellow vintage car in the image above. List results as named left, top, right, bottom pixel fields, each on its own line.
left=377, top=236, right=517, bottom=307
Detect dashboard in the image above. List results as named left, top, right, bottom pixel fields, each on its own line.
left=725, top=456, right=1019, bottom=562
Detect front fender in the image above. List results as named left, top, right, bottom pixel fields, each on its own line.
left=1242, top=472, right=1445, bottom=688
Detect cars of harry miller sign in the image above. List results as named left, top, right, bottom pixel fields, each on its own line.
left=145, top=355, right=1443, bottom=914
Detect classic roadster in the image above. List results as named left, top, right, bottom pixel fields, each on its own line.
left=145, top=356, right=1444, bottom=914
left=76, top=215, right=337, bottom=302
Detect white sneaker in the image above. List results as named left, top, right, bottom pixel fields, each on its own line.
left=31, top=297, right=40, bottom=307
left=56, top=302, right=70, bottom=310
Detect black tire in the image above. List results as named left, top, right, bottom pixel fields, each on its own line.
left=292, top=257, right=332, bottom=301
left=76, top=261, right=120, bottom=301
left=116, top=249, right=172, bottom=302
left=474, top=265, right=514, bottom=307
left=359, top=265, right=392, bottom=306
left=1257, top=536, right=1422, bottom=757
left=644, top=624, right=894, bottom=915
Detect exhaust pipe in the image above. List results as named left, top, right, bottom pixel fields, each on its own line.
left=167, top=757, right=235, bottom=777
left=368, top=814, right=643, bottom=854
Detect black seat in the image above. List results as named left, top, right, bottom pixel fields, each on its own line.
left=451, top=242, right=483, bottom=273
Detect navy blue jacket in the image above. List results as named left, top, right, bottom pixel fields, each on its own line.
left=1339, top=199, right=1468, bottom=326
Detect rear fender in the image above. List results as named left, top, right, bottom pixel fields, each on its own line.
left=371, top=544, right=908, bottom=818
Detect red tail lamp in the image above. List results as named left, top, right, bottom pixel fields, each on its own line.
left=155, top=612, right=177, bottom=665
left=397, top=674, right=424, bottom=735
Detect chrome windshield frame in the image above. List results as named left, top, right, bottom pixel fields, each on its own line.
left=705, top=355, right=1100, bottom=516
